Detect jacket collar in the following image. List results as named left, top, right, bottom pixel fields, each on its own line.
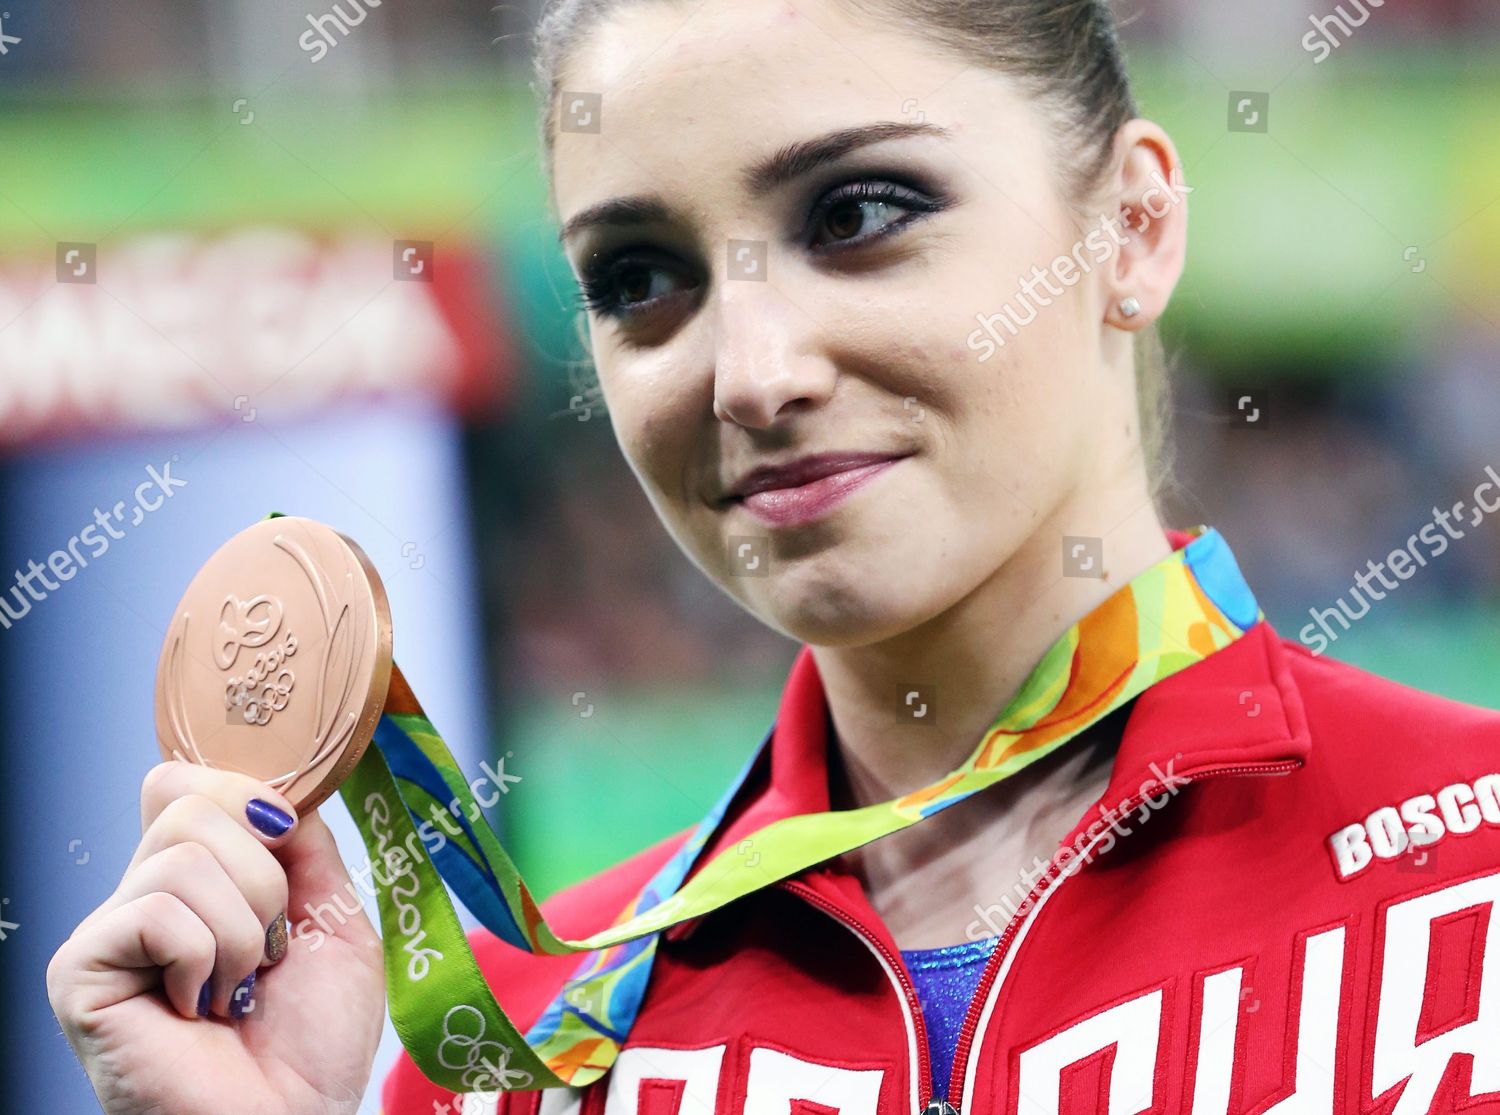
left=671, top=527, right=1311, bottom=939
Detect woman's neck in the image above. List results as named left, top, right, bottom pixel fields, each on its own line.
left=816, top=504, right=1172, bottom=812
left=830, top=707, right=1130, bottom=947
left=815, top=499, right=1173, bottom=948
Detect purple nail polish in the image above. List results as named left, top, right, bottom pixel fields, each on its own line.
left=197, top=979, right=211, bottom=1017
left=229, top=972, right=257, bottom=1020
left=246, top=799, right=293, bottom=837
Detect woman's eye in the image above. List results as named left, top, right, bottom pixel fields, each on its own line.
left=808, top=180, right=944, bottom=251
left=576, top=257, right=694, bottom=321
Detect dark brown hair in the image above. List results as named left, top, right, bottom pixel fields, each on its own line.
left=531, top=0, right=1174, bottom=494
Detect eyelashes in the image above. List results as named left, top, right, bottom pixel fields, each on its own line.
left=807, top=179, right=945, bottom=252
left=572, top=177, right=952, bottom=322
left=574, top=255, right=679, bottom=319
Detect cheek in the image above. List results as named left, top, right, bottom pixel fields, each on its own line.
left=603, top=376, right=745, bottom=586
left=927, top=330, right=1096, bottom=518
left=599, top=357, right=701, bottom=493
left=615, top=413, right=691, bottom=524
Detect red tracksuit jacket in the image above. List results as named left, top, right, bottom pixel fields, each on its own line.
left=383, top=610, right=1500, bottom=1115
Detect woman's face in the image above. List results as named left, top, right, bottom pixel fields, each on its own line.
left=551, top=0, right=1144, bottom=646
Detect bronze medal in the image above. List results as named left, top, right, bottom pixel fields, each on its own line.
left=153, top=516, right=394, bottom=812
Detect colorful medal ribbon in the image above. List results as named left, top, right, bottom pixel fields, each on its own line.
left=338, top=525, right=1261, bottom=1093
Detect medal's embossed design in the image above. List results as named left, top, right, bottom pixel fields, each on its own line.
left=223, top=609, right=297, bottom=727
left=214, top=593, right=285, bottom=669
left=273, top=534, right=368, bottom=778
left=154, top=516, right=393, bottom=812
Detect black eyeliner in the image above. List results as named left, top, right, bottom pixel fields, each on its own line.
left=574, top=172, right=954, bottom=320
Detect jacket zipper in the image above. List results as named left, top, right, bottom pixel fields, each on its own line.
left=775, top=877, right=934, bottom=1114
left=774, top=757, right=1301, bottom=1113
left=943, top=757, right=1302, bottom=1107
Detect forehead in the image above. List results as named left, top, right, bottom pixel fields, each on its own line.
left=564, top=0, right=916, bottom=91
left=549, top=0, right=1032, bottom=217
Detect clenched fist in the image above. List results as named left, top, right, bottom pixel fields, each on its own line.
left=47, top=760, right=386, bottom=1115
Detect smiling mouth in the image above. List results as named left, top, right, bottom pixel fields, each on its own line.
left=723, top=453, right=911, bottom=529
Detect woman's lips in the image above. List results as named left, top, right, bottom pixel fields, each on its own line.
left=734, top=456, right=906, bottom=528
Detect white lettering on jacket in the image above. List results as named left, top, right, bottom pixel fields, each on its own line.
left=1327, top=772, right=1500, bottom=879
left=1372, top=871, right=1500, bottom=1113
left=1231, top=927, right=1344, bottom=1114
left=593, top=872, right=1500, bottom=1115
left=743, top=1048, right=884, bottom=1115
left=1012, top=929, right=1345, bottom=1115
left=600, top=1045, right=883, bottom=1115
left=605, top=1045, right=725, bottom=1115
left=1016, top=989, right=1162, bottom=1113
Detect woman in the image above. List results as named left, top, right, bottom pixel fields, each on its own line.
left=47, top=1, right=1500, bottom=1112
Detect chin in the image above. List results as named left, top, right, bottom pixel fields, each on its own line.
left=757, top=569, right=931, bottom=648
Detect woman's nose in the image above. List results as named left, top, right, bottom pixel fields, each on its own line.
left=710, top=276, right=835, bottom=428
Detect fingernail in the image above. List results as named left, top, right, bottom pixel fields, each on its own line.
left=246, top=799, right=293, bottom=837
left=229, top=972, right=257, bottom=1020
left=266, top=912, right=288, bottom=963
left=196, top=979, right=211, bottom=1017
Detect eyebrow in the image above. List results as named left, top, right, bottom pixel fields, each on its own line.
left=557, top=120, right=952, bottom=244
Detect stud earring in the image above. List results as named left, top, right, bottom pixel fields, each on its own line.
left=1118, top=296, right=1141, bottom=319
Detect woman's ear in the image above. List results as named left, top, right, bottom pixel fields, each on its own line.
left=1101, top=119, right=1190, bottom=331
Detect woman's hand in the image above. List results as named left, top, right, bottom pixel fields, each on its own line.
left=47, top=761, right=386, bottom=1115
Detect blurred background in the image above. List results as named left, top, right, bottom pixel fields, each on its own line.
left=1, top=0, right=1496, bottom=1108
